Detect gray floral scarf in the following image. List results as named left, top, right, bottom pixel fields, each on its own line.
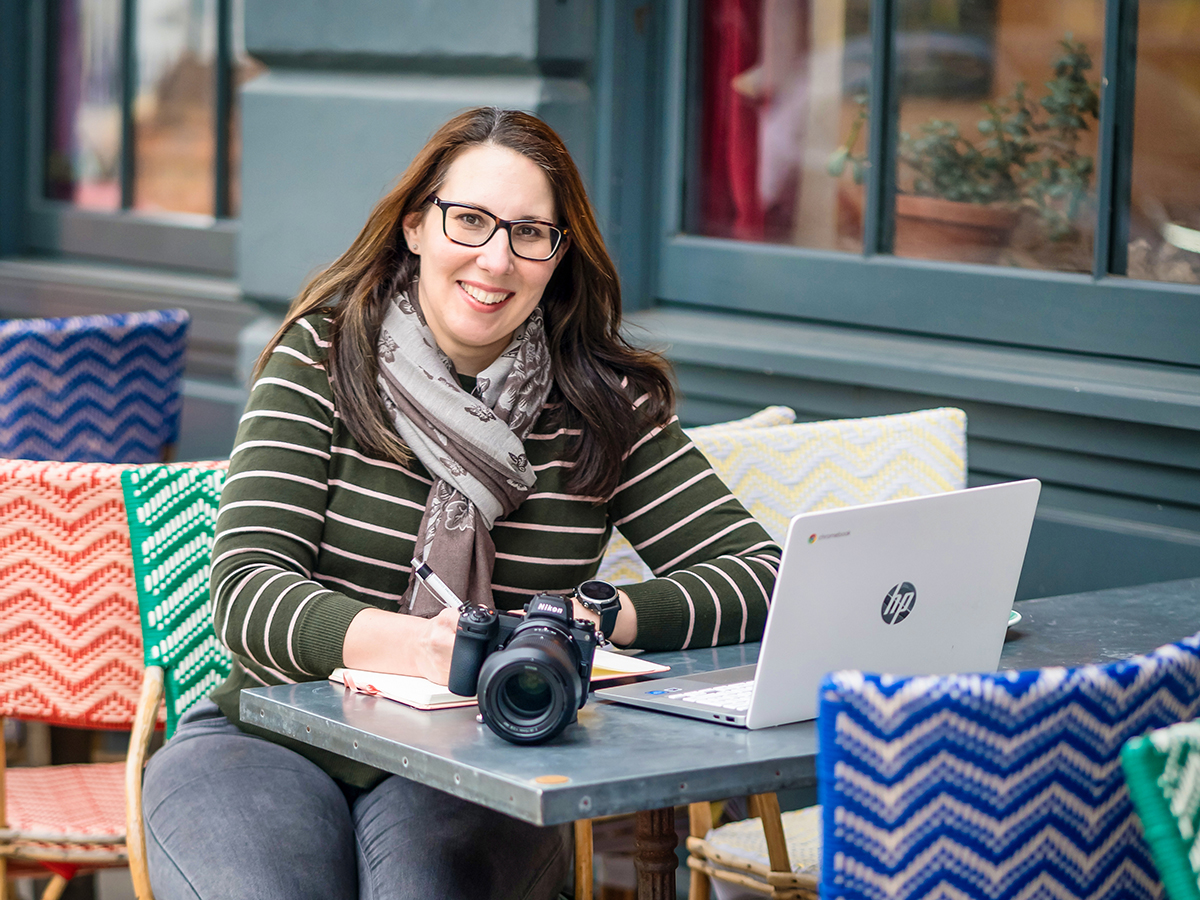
left=376, top=291, right=553, bottom=615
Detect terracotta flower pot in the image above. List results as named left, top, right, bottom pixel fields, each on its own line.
left=894, top=194, right=1020, bottom=264
left=836, top=184, right=1020, bottom=265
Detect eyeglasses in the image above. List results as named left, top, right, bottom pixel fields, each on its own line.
left=427, top=195, right=567, bottom=261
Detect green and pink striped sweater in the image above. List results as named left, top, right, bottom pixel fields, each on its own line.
left=210, top=314, right=780, bottom=784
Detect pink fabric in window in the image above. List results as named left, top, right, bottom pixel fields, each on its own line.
left=701, top=0, right=765, bottom=240
left=699, top=0, right=812, bottom=243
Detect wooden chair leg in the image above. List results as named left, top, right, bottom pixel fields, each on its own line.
left=38, top=875, right=68, bottom=900
left=687, top=801, right=713, bottom=900
left=0, top=716, right=7, bottom=900
left=573, top=819, right=593, bottom=900
left=747, top=793, right=791, bottom=875
left=127, top=667, right=164, bottom=900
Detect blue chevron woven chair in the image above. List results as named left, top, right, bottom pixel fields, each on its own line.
left=0, top=309, right=189, bottom=463
left=816, top=632, right=1200, bottom=900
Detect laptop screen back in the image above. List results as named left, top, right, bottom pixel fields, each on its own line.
left=746, top=478, right=1040, bottom=728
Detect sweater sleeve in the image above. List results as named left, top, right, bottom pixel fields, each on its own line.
left=608, top=413, right=782, bottom=651
left=210, top=316, right=373, bottom=680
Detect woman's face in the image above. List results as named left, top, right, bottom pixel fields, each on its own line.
left=402, top=143, right=565, bottom=376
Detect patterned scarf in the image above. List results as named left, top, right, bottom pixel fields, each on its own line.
left=376, top=292, right=553, bottom=615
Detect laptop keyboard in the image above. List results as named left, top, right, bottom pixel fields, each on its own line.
left=669, top=680, right=754, bottom=711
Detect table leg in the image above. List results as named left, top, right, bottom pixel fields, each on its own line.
left=634, top=807, right=677, bottom=900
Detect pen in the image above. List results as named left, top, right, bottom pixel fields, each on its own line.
left=410, top=557, right=465, bottom=611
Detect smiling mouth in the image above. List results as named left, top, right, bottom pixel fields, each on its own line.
left=459, top=282, right=512, bottom=306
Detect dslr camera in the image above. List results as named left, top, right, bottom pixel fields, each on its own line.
left=447, top=592, right=600, bottom=744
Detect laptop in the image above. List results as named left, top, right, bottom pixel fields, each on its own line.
left=595, top=478, right=1041, bottom=729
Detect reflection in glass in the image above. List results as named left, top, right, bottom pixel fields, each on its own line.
left=227, top=0, right=266, bottom=218
left=691, top=1, right=867, bottom=253
left=133, top=0, right=217, bottom=215
left=689, top=1, right=1108, bottom=272
left=44, top=0, right=123, bottom=210
left=891, top=0, right=1103, bottom=271
left=1126, top=1, right=1200, bottom=285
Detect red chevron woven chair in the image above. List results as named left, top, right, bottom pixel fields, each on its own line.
left=0, top=458, right=152, bottom=900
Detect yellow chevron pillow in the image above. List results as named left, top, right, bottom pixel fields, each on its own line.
left=596, top=407, right=967, bottom=585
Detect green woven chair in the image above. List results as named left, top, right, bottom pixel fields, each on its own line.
left=121, top=462, right=231, bottom=900
left=1122, top=719, right=1200, bottom=900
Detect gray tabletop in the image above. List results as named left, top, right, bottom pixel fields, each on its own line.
left=241, top=577, right=1200, bottom=827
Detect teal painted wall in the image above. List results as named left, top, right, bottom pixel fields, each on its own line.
left=239, top=0, right=595, bottom=304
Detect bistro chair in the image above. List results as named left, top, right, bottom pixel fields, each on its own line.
left=0, top=309, right=189, bottom=463
left=1122, top=719, right=1200, bottom=900
left=595, top=406, right=969, bottom=900
left=0, top=459, right=147, bottom=900
left=120, top=462, right=230, bottom=900
left=687, top=631, right=1200, bottom=900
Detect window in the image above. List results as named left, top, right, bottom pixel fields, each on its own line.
left=27, top=0, right=262, bottom=274
left=658, top=0, right=1200, bottom=364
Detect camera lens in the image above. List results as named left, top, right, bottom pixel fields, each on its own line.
left=477, top=628, right=580, bottom=744
left=502, top=669, right=552, bottom=717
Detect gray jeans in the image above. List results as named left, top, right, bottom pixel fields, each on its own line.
left=142, top=700, right=572, bottom=900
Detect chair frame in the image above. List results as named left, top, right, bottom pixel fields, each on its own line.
left=125, top=668, right=164, bottom=900
left=0, top=459, right=152, bottom=900
left=686, top=794, right=811, bottom=900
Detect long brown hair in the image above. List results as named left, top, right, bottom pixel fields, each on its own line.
left=256, top=107, right=674, bottom=498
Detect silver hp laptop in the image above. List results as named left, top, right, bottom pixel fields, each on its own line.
left=595, top=479, right=1041, bottom=729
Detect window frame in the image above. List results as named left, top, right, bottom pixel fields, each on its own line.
left=22, top=0, right=238, bottom=277
left=653, top=0, right=1200, bottom=369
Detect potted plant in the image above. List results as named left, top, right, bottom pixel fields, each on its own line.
left=829, top=37, right=1100, bottom=258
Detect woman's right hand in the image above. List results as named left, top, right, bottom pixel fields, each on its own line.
left=343, top=605, right=462, bottom=683
left=415, top=607, right=461, bottom=685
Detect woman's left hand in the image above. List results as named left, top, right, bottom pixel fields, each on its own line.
left=570, top=590, right=637, bottom=647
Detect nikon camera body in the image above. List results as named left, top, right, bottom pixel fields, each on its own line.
left=447, top=593, right=599, bottom=744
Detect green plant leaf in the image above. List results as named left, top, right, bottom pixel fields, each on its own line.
left=826, top=148, right=848, bottom=177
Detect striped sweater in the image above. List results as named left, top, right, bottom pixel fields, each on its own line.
left=210, top=314, right=780, bottom=784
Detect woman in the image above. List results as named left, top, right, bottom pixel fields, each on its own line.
left=142, top=107, right=781, bottom=900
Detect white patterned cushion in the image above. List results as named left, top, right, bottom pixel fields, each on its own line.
left=596, top=407, right=967, bottom=585
left=706, top=805, right=822, bottom=876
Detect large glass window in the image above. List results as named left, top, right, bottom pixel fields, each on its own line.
left=890, top=1, right=1103, bottom=272
left=41, top=0, right=260, bottom=220
left=694, top=0, right=869, bottom=253
left=686, top=0, right=1200, bottom=283
left=44, top=0, right=123, bottom=210
left=1126, top=0, right=1200, bottom=285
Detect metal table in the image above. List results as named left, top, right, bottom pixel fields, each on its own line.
left=241, top=577, right=1200, bottom=898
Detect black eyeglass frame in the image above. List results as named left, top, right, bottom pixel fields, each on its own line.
left=427, top=195, right=568, bottom=261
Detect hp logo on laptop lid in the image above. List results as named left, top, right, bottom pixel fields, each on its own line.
left=881, top=582, right=917, bottom=624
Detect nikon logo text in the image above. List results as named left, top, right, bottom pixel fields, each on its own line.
left=881, top=582, right=917, bottom=624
